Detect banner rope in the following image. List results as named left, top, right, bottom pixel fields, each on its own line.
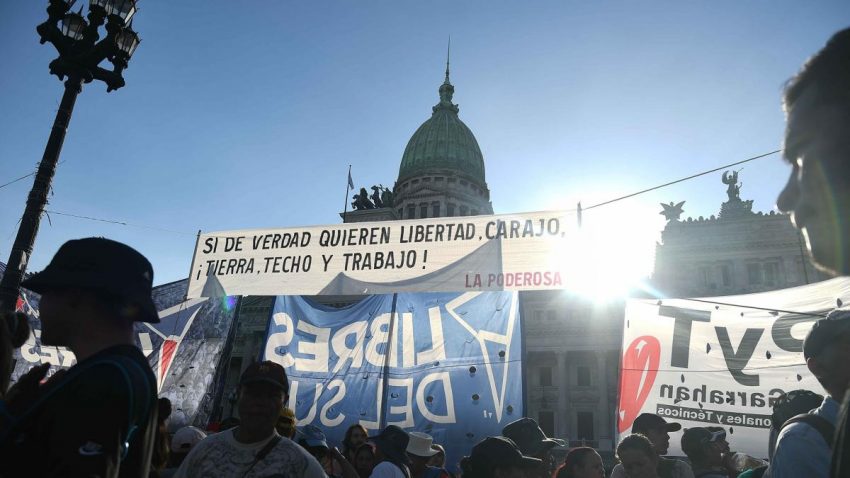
left=0, top=171, right=36, bottom=190
left=651, top=297, right=831, bottom=318
left=43, top=210, right=196, bottom=236
left=584, top=149, right=781, bottom=210
left=0, top=161, right=64, bottom=191
left=621, top=362, right=807, bottom=373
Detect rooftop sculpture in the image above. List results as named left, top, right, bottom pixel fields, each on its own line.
left=660, top=201, right=686, bottom=222
left=722, top=170, right=741, bottom=202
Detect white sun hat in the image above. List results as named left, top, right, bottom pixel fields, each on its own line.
left=406, top=431, right=439, bottom=458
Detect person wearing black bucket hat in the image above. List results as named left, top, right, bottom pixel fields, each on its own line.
left=502, top=417, right=566, bottom=457
left=20, top=237, right=161, bottom=324
left=370, top=425, right=412, bottom=478
left=0, top=237, right=160, bottom=478
left=502, top=417, right=565, bottom=478
left=460, top=436, right=542, bottom=478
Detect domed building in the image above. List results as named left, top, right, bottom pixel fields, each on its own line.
left=343, top=61, right=492, bottom=224
left=392, top=65, right=493, bottom=220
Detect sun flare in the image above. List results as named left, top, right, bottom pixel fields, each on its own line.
left=551, top=201, right=663, bottom=300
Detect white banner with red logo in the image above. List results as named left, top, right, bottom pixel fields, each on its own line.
left=618, top=277, right=850, bottom=458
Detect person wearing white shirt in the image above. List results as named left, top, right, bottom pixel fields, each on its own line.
left=173, top=361, right=326, bottom=478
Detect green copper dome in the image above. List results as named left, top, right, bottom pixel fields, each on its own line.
left=397, top=70, right=486, bottom=186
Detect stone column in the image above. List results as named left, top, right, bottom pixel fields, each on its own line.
left=784, top=254, right=801, bottom=286
left=597, top=352, right=610, bottom=441
left=556, top=351, right=568, bottom=438
left=560, top=351, right=571, bottom=440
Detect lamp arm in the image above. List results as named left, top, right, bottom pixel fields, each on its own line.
left=85, top=35, right=118, bottom=67
left=92, top=65, right=125, bottom=92
left=37, top=21, right=73, bottom=57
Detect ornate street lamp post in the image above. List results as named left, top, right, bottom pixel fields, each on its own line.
left=0, top=0, right=141, bottom=315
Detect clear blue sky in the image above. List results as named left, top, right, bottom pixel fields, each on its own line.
left=1, top=1, right=848, bottom=286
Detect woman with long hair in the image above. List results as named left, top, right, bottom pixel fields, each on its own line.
left=343, top=424, right=370, bottom=462
left=355, top=443, right=377, bottom=478
left=553, top=448, right=604, bottom=478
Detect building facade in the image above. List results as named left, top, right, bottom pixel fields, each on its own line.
left=652, top=177, right=829, bottom=298
left=521, top=291, right=623, bottom=457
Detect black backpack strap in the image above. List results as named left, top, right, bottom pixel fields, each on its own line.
left=1, top=355, right=154, bottom=458
left=781, top=413, right=835, bottom=447
left=106, top=354, right=156, bottom=459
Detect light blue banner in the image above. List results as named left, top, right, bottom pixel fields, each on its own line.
left=263, top=291, right=524, bottom=470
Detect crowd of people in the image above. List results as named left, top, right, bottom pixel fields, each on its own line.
left=0, top=21, right=848, bottom=478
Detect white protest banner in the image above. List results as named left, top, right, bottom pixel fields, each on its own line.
left=186, top=210, right=578, bottom=298
left=618, top=277, right=850, bottom=458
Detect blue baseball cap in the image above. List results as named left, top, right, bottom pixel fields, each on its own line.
left=299, top=424, right=328, bottom=448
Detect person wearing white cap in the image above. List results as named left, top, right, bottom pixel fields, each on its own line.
left=173, top=426, right=206, bottom=453
left=160, top=426, right=207, bottom=478
left=406, top=432, right=449, bottom=478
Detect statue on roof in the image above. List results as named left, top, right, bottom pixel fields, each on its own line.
left=370, top=185, right=384, bottom=208
left=722, top=170, right=741, bottom=202
left=352, top=187, right=375, bottom=210
left=719, top=170, right=756, bottom=218
left=660, top=201, right=686, bottom=222
left=380, top=185, right=394, bottom=208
